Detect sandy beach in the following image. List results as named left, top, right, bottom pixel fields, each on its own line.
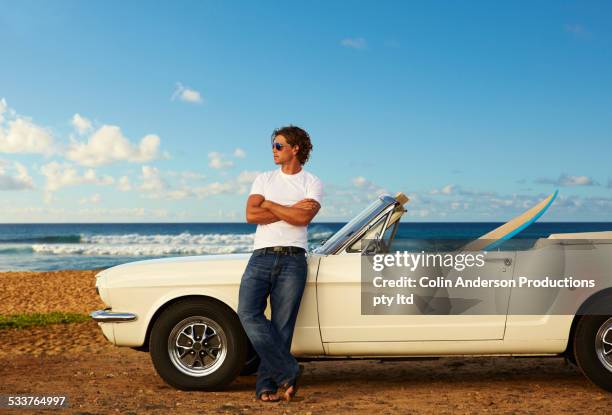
left=0, top=270, right=609, bottom=414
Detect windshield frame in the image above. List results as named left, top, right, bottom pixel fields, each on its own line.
left=313, top=194, right=398, bottom=255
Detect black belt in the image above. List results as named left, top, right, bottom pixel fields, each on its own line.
left=253, top=246, right=306, bottom=255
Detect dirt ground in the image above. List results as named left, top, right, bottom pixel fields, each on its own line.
left=0, top=271, right=609, bottom=414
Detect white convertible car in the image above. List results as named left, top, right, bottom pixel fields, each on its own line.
left=91, top=194, right=612, bottom=391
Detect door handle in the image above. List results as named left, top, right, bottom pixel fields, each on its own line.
left=484, top=257, right=513, bottom=266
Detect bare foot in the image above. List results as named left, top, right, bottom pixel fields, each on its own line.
left=282, top=385, right=296, bottom=401
left=282, top=364, right=304, bottom=401
left=280, top=385, right=304, bottom=402
left=259, top=391, right=280, bottom=402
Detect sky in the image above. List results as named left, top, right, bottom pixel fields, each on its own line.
left=0, top=1, right=611, bottom=223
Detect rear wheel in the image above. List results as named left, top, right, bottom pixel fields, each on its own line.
left=149, top=299, right=247, bottom=390
left=574, top=315, right=612, bottom=391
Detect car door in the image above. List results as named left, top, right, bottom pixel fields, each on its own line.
left=316, top=250, right=515, bottom=345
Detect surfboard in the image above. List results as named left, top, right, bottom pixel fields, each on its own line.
left=464, top=190, right=558, bottom=251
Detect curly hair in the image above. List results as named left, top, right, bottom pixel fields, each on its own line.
left=271, top=125, right=313, bottom=165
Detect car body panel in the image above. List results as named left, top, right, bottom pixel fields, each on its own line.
left=325, top=338, right=567, bottom=356
left=316, top=251, right=514, bottom=344
left=95, top=245, right=590, bottom=356
left=96, top=253, right=324, bottom=354
left=92, top=193, right=612, bottom=359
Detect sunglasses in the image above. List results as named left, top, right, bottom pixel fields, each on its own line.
left=272, top=142, right=286, bottom=151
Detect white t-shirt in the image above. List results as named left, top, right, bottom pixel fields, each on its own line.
left=249, top=167, right=323, bottom=250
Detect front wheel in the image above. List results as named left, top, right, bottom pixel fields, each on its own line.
left=149, top=299, right=248, bottom=390
left=240, top=345, right=260, bottom=376
left=574, top=315, right=612, bottom=392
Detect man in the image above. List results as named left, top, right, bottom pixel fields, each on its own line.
left=237, top=125, right=323, bottom=403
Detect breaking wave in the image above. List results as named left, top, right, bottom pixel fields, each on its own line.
left=29, top=232, right=255, bottom=256
left=1, top=227, right=337, bottom=258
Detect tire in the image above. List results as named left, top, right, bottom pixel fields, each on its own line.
left=149, top=298, right=248, bottom=390
left=573, top=315, right=612, bottom=392
left=240, top=344, right=260, bottom=376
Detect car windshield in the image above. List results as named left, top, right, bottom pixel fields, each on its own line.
left=313, top=197, right=392, bottom=254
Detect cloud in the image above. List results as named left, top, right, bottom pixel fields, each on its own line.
left=429, top=185, right=496, bottom=197
left=0, top=205, right=168, bottom=222
left=0, top=160, right=34, bottom=190
left=71, top=114, right=92, bottom=135
left=535, top=174, right=598, bottom=187
left=213, top=209, right=239, bottom=220
left=583, top=196, right=612, bottom=209
left=171, top=83, right=203, bottom=104
left=178, top=171, right=207, bottom=180
left=402, top=191, right=530, bottom=220
left=0, top=98, right=7, bottom=124
left=430, top=184, right=455, bottom=195
left=316, top=176, right=387, bottom=219
left=139, top=166, right=167, bottom=192
left=340, top=37, right=367, bottom=49
left=352, top=176, right=367, bottom=187
left=1, top=99, right=165, bottom=165
left=455, top=187, right=497, bottom=197
left=66, top=125, right=160, bottom=167
left=236, top=170, right=260, bottom=184
left=351, top=176, right=387, bottom=196
left=138, top=168, right=221, bottom=200
left=117, top=175, right=132, bottom=192
left=0, top=205, right=176, bottom=222
left=564, top=175, right=597, bottom=186
left=0, top=112, right=56, bottom=155
left=411, top=209, right=431, bottom=218
left=137, top=167, right=260, bottom=200
left=166, top=170, right=207, bottom=185
left=137, top=165, right=186, bottom=199
left=164, top=188, right=194, bottom=200
left=40, top=161, right=114, bottom=192
left=441, top=185, right=455, bottom=195
left=317, top=181, right=574, bottom=221
left=608, top=179, right=612, bottom=189
left=79, top=193, right=101, bottom=205
left=191, top=182, right=238, bottom=198
left=233, top=148, right=246, bottom=158
left=208, top=151, right=234, bottom=169
left=188, top=170, right=261, bottom=199
left=400, top=188, right=612, bottom=220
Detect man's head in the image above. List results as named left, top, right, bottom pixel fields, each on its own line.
left=271, top=125, right=313, bottom=166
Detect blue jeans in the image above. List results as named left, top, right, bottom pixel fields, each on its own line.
left=237, top=250, right=308, bottom=398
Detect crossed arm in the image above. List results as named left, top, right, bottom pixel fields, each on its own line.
left=245, top=194, right=321, bottom=226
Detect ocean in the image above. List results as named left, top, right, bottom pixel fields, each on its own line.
left=1, top=222, right=611, bottom=271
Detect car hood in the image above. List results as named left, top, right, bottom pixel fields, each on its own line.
left=97, top=253, right=252, bottom=288
left=101, top=253, right=251, bottom=272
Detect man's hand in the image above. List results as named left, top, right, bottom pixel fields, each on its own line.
left=261, top=198, right=321, bottom=226
left=246, top=195, right=281, bottom=225
left=292, top=198, right=320, bottom=212
left=261, top=198, right=319, bottom=211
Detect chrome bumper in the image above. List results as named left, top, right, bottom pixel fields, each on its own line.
left=90, top=309, right=137, bottom=323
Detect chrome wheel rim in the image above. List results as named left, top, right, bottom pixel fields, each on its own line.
left=168, top=316, right=227, bottom=377
left=595, top=317, right=612, bottom=372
